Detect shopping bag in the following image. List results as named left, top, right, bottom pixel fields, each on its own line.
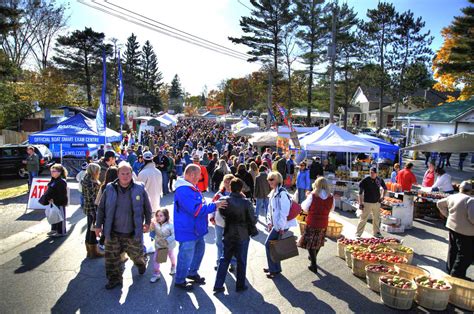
left=45, top=203, right=64, bottom=225
left=155, top=248, right=168, bottom=263
left=269, top=235, right=299, bottom=263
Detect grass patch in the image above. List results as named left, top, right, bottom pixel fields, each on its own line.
left=0, top=184, right=29, bottom=200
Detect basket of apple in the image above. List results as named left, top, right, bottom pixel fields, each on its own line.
left=344, top=245, right=367, bottom=268
left=378, top=253, right=408, bottom=266
left=414, top=275, right=452, bottom=311
left=379, top=275, right=417, bottom=310
left=336, top=238, right=362, bottom=259
left=351, top=252, right=381, bottom=278
left=392, top=245, right=414, bottom=264
left=368, top=244, right=395, bottom=255
left=365, top=264, right=399, bottom=292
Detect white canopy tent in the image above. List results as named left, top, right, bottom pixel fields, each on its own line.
left=160, top=113, right=178, bottom=126
left=402, top=132, right=474, bottom=153
left=231, top=118, right=259, bottom=133
left=248, top=131, right=278, bottom=147
left=297, top=123, right=379, bottom=153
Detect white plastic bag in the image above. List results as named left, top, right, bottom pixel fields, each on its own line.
left=45, top=203, right=64, bottom=225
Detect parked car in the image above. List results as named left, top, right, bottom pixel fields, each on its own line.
left=379, top=128, right=406, bottom=144
left=0, top=144, right=53, bottom=178
left=358, top=127, right=378, bottom=137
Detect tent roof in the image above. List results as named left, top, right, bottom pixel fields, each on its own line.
left=249, top=131, right=278, bottom=146
left=357, top=133, right=399, bottom=153
left=406, top=98, right=474, bottom=123
left=231, top=118, right=258, bottom=132
left=161, top=113, right=178, bottom=124
left=29, top=113, right=121, bottom=144
left=402, top=132, right=474, bottom=153
left=298, top=124, right=379, bottom=153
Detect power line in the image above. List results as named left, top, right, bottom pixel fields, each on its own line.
left=77, top=0, right=252, bottom=62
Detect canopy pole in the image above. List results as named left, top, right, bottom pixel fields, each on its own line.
left=60, top=143, right=63, bottom=165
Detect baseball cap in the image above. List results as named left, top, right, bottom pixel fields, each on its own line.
left=370, top=167, right=377, bottom=173
left=104, top=151, right=116, bottom=159
left=81, top=162, right=88, bottom=170
left=143, top=151, right=153, bottom=160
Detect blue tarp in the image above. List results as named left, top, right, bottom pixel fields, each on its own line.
left=29, top=113, right=121, bottom=144
left=357, top=133, right=400, bottom=162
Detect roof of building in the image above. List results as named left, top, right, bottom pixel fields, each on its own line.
left=406, top=98, right=474, bottom=123
left=408, top=89, right=461, bottom=107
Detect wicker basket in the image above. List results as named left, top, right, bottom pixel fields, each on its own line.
left=337, top=241, right=346, bottom=259
left=344, top=249, right=353, bottom=268
left=444, top=275, right=474, bottom=311
left=415, top=280, right=452, bottom=311
left=365, top=264, right=398, bottom=293
left=394, top=264, right=429, bottom=280
left=392, top=246, right=414, bottom=264
left=325, top=220, right=343, bottom=238
left=352, top=256, right=371, bottom=278
left=379, top=276, right=416, bottom=310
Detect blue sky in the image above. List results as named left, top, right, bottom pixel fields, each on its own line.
left=64, top=0, right=469, bottom=94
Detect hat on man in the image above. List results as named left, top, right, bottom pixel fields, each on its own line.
left=370, top=167, right=377, bottom=173
left=143, top=151, right=154, bottom=161
left=104, top=151, right=116, bottom=159
left=193, top=155, right=200, bottom=161
left=81, top=162, right=88, bottom=170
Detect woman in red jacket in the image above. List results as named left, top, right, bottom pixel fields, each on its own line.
left=298, top=177, right=334, bottom=273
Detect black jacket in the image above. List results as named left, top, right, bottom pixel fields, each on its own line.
left=236, top=170, right=254, bottom=198
left=310, top=161, right=324, bottom=179
left=40, top=177, right=68, bottom=207
left=219, top=193, right=256, bottom=242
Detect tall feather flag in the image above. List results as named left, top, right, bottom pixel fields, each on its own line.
left=96, top=49, right=107, bottom=136
left=118, top=50, right=124, bottom=127
left=277, top=104, right=292, bottom=129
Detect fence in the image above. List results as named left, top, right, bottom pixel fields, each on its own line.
left=0, top=130, right=33, bottom=145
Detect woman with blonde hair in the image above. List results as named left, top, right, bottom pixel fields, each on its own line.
left=264, top=171, right=297, bottom=278
left=82, top=163, right=104, bottom=258
left=299, top=177, right=334, bottom=273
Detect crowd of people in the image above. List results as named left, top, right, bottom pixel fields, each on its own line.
left=33, top=117, right=472, bottom=292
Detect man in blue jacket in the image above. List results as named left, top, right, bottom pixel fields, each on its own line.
left=173, top=164, right=227, bottom=290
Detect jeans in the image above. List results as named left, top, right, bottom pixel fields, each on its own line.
left=162, top=171, right=169, bottom=194
left=28, top=171, right=38, bottom=189
left=215, top=225, right=236, bottom=267
left=265, top=228, right=287, bottom=273
left=447, top=229, right=474, bottom=279
left=175, top=237, right=205, bottom=284
left=255, top=198, right=269, bottom=219
left=297, top=188, right=307, bottom=204
left=214, top=239, right=250, bottom=290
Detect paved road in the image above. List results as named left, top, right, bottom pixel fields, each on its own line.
left=0, top=182, right=472, bottom=313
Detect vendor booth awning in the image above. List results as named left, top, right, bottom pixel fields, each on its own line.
left=29, top=113, right=122, bottom=144
left=160, top=113, right=178, bottom=125
left=234, top=126, right=260, bottom=136
left=231, top=118, right=258, bottom=133
left=401, top=132, right=474, bottom=153
left=357, top=133, right=399, bottom=161
left=297, top=124, right=379, bottom=153
left=249, top=131, right=278, bottom=147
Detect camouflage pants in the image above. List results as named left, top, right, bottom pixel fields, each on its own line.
left=105, top=234, right=145, bottom=284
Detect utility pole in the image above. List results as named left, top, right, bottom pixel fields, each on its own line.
left=329, top=0, right=337, bottom=124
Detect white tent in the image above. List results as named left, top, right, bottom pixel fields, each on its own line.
left=249, top=131, right=278, bottom=147
left=231, top=118, right=259, bottom=133
left=160, top=113, right=178, bottom=126
left=298, top=123, right=379, bottom=153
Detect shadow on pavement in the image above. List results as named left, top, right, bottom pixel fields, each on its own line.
left=406, top=226, right=448, bottom=243
left=413, top=217, right=447, bottom=231
left=272, top=273, right=335, bottom=313
left=15, top=210, right=45, bottom=221
left=413, top=254, right=447, bottom=270
left=0, top=194, right=28, bottom=206
left=215, top=282, right=279, bottom=313
left=14, top=223, right=77, bottom=274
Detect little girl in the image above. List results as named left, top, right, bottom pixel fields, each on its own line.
left=150, top=208, right=176, bottom=283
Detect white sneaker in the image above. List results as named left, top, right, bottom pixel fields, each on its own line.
left=150, top=274, right=161, bottom=283
left=170, top=266, right=176, bottom=275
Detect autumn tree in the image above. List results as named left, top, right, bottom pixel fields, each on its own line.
left=433, top=0, right=473, bottom=99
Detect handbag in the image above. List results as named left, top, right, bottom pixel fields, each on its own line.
left=155, top=248, right=168, bottom=263
left=269, top=234, right=299, bottom=263
left=45, top=203, right=64, bottom=225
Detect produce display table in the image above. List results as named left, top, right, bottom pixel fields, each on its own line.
left=380, top=192, right=415, bottom=231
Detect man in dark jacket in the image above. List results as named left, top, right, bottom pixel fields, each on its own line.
left=213, top=178, right=257, bottom=293
left=154, top=149, right=170, bottom=195
left=275, top=155, right=287, bottom=181
left=97, top=151, right=116, bottom=183
left=309, top=157, right=324, bottom=183
left=95, top=162, right=152, bottom=290
left=254, top=165, right=271, bottom=220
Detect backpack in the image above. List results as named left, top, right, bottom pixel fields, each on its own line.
left=276, top=187, right=302, bottom=221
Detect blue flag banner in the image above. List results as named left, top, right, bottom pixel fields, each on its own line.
left=118, top=50, right=125, bottom=126
left=96, top=50, right=107, bottom=136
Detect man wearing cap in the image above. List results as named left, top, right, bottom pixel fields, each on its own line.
left=437, top=181, right=474, bottom=279
left=98, top=151, right=116, bottom=183
left=193, top=155, right=209, bottom=192
left=137, top=151, right=162, bottom=213
left=356, top=167, right=387, bottom=238
left=127, top=147, right=137, bottom=166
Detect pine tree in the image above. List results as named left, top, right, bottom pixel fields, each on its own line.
left=294, top=0, right=326, bottom=124
left=169, top=74, right=183, bottom=112
left=140, top=40, right=163, bottom=111
left=53, top=27, right=112, bottom=107
left=123, top=33, right=141, bottom=104
left=390, top=10, right=433, bottom=121
left=360, top=2, right=398, bottom=128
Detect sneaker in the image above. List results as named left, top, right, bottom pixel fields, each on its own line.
left=47, top=231, right=56, bottom=236
left=52, top=233, right=66, bottom=237
left=137, top=263, right=146, bottom=275
left=175, top=282, right=193, bottom=291
left=374, top=233, right=384, bottom=238
left=169, top=266, right=176, bottom=275
left=187, top=275, right=205, bottom=284
left=213, top=287, right=225, bottom=294
left=150, top=273, right=161, bottom=283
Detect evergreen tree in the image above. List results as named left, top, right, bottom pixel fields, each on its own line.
left=123, top=33, right=141, bottom=104
left=360, top=2, right=398, bottom=128
left=140, top=40, right=163, bottom=111
left=53, top=27, right=112, bottom=107
left=294, top=0, right=327, bottom=124
left=390, top=10, right=433, bottom=121
left=169, top=74, right=183, bottom=112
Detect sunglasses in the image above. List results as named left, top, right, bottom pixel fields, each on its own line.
left=267, top=178, right=275, bottom=182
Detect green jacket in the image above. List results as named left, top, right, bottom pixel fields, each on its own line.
left=26, top=153, right=39, bottom=172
